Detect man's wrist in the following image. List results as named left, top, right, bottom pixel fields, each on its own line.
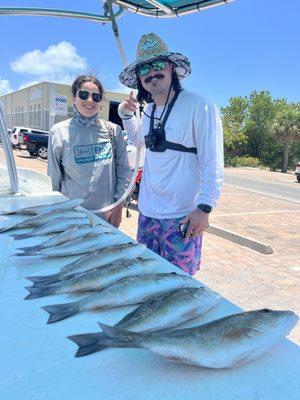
left=197, top=204, right=212, bottom=214
left=118, top=103, right=134, bottom=120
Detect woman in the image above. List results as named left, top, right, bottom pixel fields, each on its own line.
left=47, top=75, right=131, bottom=227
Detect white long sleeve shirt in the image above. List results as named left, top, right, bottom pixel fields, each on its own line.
left=122, top=89, right=224, bottom=219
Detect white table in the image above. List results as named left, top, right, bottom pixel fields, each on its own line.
left=0, top=194, right=299, bottom=400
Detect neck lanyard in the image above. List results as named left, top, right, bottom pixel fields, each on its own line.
left=150, top=89, right=181, bottom=132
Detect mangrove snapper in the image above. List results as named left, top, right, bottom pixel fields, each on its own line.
left=100, top=309, right=298, bottom=369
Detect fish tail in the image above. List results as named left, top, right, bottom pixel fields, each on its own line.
left=26, top=272, right=61, bottom=284
left=16, top=250, right=36, bottom=257
left=67, top=332, right=109, bottom=357
left=24, top=285, right=58, bottom=300
left=42, top=301, right=80, bottom=324
left=18, top=245, right=40, bottom=253
left=0, top=227, right=11, bottom=233
left=99, top=323, right=143, bottom=348
left=11, top=233, right=29, bottom=240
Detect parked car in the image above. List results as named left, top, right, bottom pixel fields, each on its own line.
left=295, top=162, right=300, bottom=183
left=0, top=129, right=11, bottom=144
left=11, top=127, right=49, bottom=149
left=23, top=130, right=49, bottom=159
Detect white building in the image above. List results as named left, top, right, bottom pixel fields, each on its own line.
left=0, top=82, right=128, bottom=131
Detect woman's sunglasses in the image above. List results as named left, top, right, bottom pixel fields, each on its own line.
left=77, top=90, right=102, bottom=103
left=137, top=60, right=167, bottom=77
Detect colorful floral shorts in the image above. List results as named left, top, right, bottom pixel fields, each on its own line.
left=137, top=213, right=202, bottom=276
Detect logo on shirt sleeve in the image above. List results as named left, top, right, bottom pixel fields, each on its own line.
left=74, top=142, right=112, bottom=164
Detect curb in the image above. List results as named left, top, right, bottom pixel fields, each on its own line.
left=206, top=225, right=273, bottom=255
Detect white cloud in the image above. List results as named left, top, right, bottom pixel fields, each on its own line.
left=10, top=41, right=87, bottom=77
left=18, top=73, right=76, bottom=90
left=110, top=81, right=131, bottom=94
left=0, top=78, right=12, bottom=95
left=18, top=80, right=40, bottom=90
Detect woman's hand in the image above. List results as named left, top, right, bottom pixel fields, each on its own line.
left=180, top=209, right=209, bottom=240
left=105, top=202, right=124, bottom=228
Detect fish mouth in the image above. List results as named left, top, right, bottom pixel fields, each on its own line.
left=275, top=311, right=299, bottom=336
left=285, top=311, right=299, bottom=327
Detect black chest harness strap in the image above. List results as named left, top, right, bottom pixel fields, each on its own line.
left=148, top=90, right=197, bottom=154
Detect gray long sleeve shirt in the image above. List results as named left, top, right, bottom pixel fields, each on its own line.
left=47, top=117, right=132, bottom=212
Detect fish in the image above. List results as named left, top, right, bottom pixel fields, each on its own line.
left=18, top=232, right=120, bottom=257
left=25, top=257, right=157, bottom=299
left=12, top=217, right=92, bottom=240
left=27, top=242, right=146, bottom=284
left=67, top=287, right=221, bottom=357
left=0, top=209, right=88, bottom=233
left=0, top=198, right=84, bottom=216
left=18, top=224, right=114, bottom=255
left=42, top=273, right=201, bottom=324
left=99, top=309, right=298, bottom=369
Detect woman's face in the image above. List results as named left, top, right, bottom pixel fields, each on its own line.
left=74, top=81, right=102, bottom=117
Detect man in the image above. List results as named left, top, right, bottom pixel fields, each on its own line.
left=118, top=33, right=224, bottom=275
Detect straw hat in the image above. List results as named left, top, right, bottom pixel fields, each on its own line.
left=119, top=33, right=191, bottom=89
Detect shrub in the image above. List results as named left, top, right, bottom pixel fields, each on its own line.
left=227, top=156, right=261, bottom=168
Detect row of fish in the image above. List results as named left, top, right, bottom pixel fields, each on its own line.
left=26, top=261, right=298, bottom=368
left=2, top=198, right=298, bottom=369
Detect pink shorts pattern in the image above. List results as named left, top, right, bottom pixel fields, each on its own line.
left=137, top=213, right=202, bottom=275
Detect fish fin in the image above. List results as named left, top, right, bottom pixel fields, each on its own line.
left=15, top=251, right=39, bottom=257
left=18, top=245, right=40, bottom=253
left=42, top=302, right=80, bottom=324
left=68, top=330, right=139, bottom=357
left=99, top=323, right=143, bottom=347
left=26, top=272, right=61, bottom=284
left=24, top=285, right=57, bottom=300
left=67, top=332, right=108, bottom=357
left=231, top=351, right=254, bottom=367
left=11, top=233, right=30, bottom=240
left=88, top=213, right=98, bottom=226
left=16, top=249, right=37, bottom=256
left=0, top=228, right=11, bottom=233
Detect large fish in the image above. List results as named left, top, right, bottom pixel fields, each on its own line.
left=19, top=232, right=121, bottom=257
left=42, top=273, right=201, bottom=324
left=27, top=242, right=146, bottom=284
left=99, top=309, right=298, bottom=369
left=0, top=209, right=88, bottom=233
left=18, top=224, right=114, bottom=255
left=12, top=217, right=92, bottom=240
left=0, top=198, right=84, bottom=215
left=25, top=257, right=157, bottom=299
left=68, top=287, right=221, bottom=357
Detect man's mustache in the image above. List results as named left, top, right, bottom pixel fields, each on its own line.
left=145, top=74, right=164, bottom=84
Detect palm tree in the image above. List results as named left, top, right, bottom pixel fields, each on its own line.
left=272, top=103, right=300, bottom=173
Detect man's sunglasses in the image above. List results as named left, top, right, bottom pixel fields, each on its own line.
left=137, top=60, right=167, bottom=77
left=77, top=90, right=102, bottom=103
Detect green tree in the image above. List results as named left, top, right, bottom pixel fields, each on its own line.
left=244, top=91, right=276, bottom=159
left=272, top=103, right=300, bottom=172
left=221, top=96, right=248, bottom=163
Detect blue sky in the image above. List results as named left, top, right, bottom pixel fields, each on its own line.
left=0, top=0, right=299, bottom=107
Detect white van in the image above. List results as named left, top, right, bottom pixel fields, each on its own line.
left=10, top=127, right=49, bottom=148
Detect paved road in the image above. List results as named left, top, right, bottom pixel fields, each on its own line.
left=224, top=171, right=300, bottom=204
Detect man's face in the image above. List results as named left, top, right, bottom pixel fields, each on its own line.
left=137, top=59, right=173, bottom=97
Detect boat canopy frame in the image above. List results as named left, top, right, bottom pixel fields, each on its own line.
left=0, top=1, right=233, bottom=22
